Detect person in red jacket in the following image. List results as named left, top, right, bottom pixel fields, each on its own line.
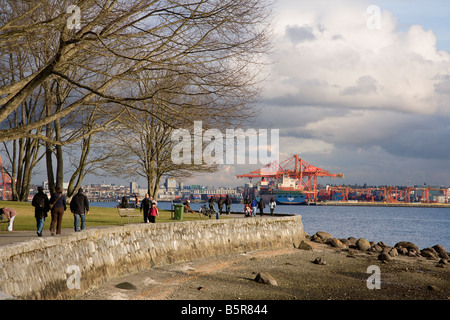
left=149, top=200, right=159, bottom=223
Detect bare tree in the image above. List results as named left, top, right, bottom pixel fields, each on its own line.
left=1, top=0, right=273, bottom=143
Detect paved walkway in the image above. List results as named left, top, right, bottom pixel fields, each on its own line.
left=0, top=227, right=102, bottom=247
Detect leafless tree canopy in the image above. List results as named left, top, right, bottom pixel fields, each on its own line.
left=0, top=0, right=273, bottom=194
left=1, top=0, right=273, bottom=142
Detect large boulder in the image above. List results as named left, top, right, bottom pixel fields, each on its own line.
left=421, top=248, right=439, bottom=260
left=297, top=240, right=313, bottom=251
left=312, top=231, right=333, bottom=243
left=395, top=241, right=420, bottom=253
left=347, top=237, right=357, bottom=247
left=326, top=238, right=347, bottom=249
left=432, top=245, right=449, bottom=260
left=356, top=238, right=371, bottom=251
left=388, top=247, right=398, bottom=257
left=378, top=252, right=391, bottom=262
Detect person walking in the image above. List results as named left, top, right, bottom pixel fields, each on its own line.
left=244, top=195, right=251, bottom=216
left=251, top=197, right=258, bottom=217
left=149, top=200, right=159, bottom=223
left=32, top=186, right=50, bottom=236
left=49, top=186, right=67, bottom=236
left=70, top=188, right=90, bottom=232
left=269, top=198, right=276, bottom=216
left=225, top=195, right=232, bottom=215
left=208, top=196, right=215, bottom=212
left=218, top=197, right=224, bottom=214
left=140, top=193, right=151, bottom=223
left=0, top=207, right=17, bottom=231
left=258, top=198, right=265, bottom=216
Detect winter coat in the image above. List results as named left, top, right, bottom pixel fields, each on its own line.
left=50, top=192, right=67, bottom=211
left=32, top=192, right=50, bottom=218
left=70, top=192, right=89, bottom=215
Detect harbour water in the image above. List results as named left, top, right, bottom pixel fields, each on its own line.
left=92, top=201, right=450, bottom=250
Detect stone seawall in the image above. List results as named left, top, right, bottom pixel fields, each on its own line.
left=0, top=216, right=305, bottom=300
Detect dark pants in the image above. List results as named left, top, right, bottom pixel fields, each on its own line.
left=149, top=215, right=156, bottom=223
left=50, top=206, right=65, bottom=235
left=143, top=210, right=150, bottom=223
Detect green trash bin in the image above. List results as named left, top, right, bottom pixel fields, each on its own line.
left=173, top=204, right=184, bottom=220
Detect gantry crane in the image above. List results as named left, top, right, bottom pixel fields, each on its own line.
left=236, top=154, right=344, bottom=200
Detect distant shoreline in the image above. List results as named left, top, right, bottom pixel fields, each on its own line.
left=313, top=201, right=450, bottom=208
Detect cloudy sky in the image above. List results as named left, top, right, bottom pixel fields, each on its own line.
left=23, top=1, right=449, bottom=188
left=185, top=0, right=450, bottom=188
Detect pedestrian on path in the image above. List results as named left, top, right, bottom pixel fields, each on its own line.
left=269, top=198, right=276, bottom=216
left=70, top=188, right=90, bottom=232
left=140, top=193, right=151, bottom=223
left=225, top=195, right=232, bottom=215
left=49, top=186, right=67, bottom=236
left=0, top=207, right=16, bottom=231
left=149, top=200, right=159, bottom=223
left=258, top=198, right=265, bottom=216
left=251, top=197, right=258, bottom=217
left=32, top=186, right=50, bottom=236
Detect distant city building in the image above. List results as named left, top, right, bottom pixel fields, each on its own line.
left=165, top=178, right=177, bottom=190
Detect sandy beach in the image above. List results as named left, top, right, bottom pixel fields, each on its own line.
left=76, top=240, right=449, bottom=301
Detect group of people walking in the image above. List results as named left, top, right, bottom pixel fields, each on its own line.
left=1, top=189, right=279, bottom=235
left=139, top=193, right=159, bottom=223
left=208, top=195, right=233, bottom=215
left=0, top=186, right=89, bottom=236
left=243, top=196, right=276, bottom=217
left=31, top=186, right=89, bottom=236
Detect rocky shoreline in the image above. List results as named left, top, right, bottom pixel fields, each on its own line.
left=307, top=231, right=449, bottom=267
left=78, top=229, right=449, bottom=301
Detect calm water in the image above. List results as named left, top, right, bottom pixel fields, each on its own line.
left=92, top=201, right=450, bottom=250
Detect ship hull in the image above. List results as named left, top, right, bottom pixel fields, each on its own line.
left=259, top=192, right=306, bottom=205
left=276, top=193, right=306, bottom=205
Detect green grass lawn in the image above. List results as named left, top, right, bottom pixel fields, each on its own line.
left=0, top=200, right=220, bottom=231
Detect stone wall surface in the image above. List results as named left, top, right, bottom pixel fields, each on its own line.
left=0, top=216, right=305, bottom=299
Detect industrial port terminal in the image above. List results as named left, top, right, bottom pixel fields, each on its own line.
left=1, top=154, right=449, bottom=206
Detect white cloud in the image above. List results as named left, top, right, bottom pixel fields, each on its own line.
left=265, top=1, right=450, bottom=115
left=255, top=0, right=450, bottom=185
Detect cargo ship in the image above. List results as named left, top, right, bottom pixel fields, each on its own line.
left=242, top=175, right=307, bottom=205
left=237, top=155, right=344, bottom=205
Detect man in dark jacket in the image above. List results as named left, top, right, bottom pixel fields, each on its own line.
left=140, top=193, right=151, bottom=223
left=32, top=186, right=50, bottom=236
left=258, top=198, right=265, bottom=216
left=225, top=195, right=232, bottom=215
left=70, top=188, right=90, bottom=232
